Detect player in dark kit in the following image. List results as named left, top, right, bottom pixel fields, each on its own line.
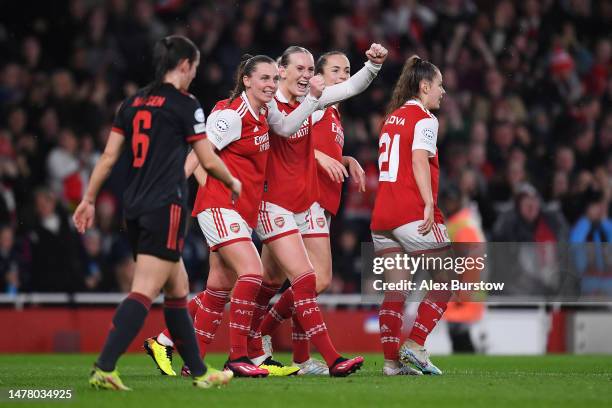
left=73, top=35, right=240, bottom=390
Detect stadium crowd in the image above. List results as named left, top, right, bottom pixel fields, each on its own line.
left=0, top=0, right=610, bottom=294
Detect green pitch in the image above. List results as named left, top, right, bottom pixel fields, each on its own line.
left=1, top=353, right=611, bottom=408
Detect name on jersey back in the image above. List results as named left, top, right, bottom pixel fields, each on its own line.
left=385, top=115, right=405, bottom=126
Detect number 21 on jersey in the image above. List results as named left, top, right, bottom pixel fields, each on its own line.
left=378, top=132, right=400, bottom=182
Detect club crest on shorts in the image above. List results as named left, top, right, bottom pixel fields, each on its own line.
left=317, top=217, right=326, bottom=228
left=274, top=217, right=285, bottom=228
left=230, top=223, right=240, bottom=233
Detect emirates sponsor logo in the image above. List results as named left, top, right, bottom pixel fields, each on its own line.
left=317, top=217, right=326, bottom=228
left=230, top=223, right=241, bottom=233
left=274, top=217, right=285, bottom=228
left=290, top=122, right=310, bottom=140
left=254, top=132, right=269, bottom=145
left=331, top=122, right=345, bottom=147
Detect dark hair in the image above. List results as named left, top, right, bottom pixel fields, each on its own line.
left=278, top=46, right=311, bottom=68
left=143, top=35, right=199, bottom=95
left=228, top=54, right=276, bottom=103
left=385, top=55, right=439, bottom=117
left=315, top=51, right=347, bottom=75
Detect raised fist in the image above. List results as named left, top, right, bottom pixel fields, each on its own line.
left=308, top=75, right=325, bottom=99
left=365, top=43, right=388, bottom=64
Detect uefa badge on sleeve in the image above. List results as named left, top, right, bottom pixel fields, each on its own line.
left=194, top=108, right=205, bottom=122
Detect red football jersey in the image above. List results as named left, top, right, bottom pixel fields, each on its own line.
left=370, top=100, right=444, bottom=231
left=313, top=106, right=345, bottom=215
left=262, top=91, right=318, bottom=213
left=192, top=94, right=270, bottom=227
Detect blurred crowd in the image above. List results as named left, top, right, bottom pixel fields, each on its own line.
left=0, top=0, right=610, bottom=295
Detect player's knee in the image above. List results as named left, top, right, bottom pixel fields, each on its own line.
left=316, top=274, right=331, bottom=294
left=265, top=273, right=286, bottom=287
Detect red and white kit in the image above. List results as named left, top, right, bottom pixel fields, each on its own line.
left=313, top=106, right=345, bottom=216
left=193, top=91, right=321, bottom=250
left=192, top=94, right=270, bottom=250
left=256, top=61, right=382, bottom=243
left=370, top=99, right=450, bottom=255
left=256, top=90, right=328, bottom=242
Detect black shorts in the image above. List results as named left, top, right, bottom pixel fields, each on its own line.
left=126, top=203, right=186, bottom=262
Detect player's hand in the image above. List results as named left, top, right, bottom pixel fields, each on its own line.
left=344, top=156, right=366, bottom=192
left=418, top=203, right=434, bottom=236
left=365, top=43, right=388, bottom=64
left=316, top=151, right=348, bottom=183
left=229, top=177, right=242, bottom=203
left=73, top=200, right=95, bottom=234
left=308, top=75, right=325, bottom=99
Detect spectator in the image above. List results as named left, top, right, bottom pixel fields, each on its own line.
left=0, top=224, right=19, bottom=295
left=27, top=188, right=83, bottom=292
left=492, top=183, right=569, bottom=295
left=569, top=189, right=612, bottom=296
left=494, top=183, right=568, bottom=243
left=0, top=0, right=609, bottom=293
left=46, top=128, right=85, bottom=208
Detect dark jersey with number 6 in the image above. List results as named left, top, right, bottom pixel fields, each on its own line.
left=111, top=83, right=207, bottom=218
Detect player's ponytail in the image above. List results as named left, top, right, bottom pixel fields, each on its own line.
left=143, top=35, right=199, bottom=96
left=228, top=54, right=276, bottom=103
left=315, top=51, right=347, bottom=75
left=385, top=55, right=438, bottom=117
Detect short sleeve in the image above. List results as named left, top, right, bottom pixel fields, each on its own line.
left=111, top=101, right=127, bottom=135
left=205, top=109, right=243, bottom=150
left=412, top=116, right=438, bottom=157
left=179, top=98, right=207, bottom=143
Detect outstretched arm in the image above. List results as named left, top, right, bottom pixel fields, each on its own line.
left=316, top=43, right=388, bottom=109
left=267, top=76, right=325, bottom=137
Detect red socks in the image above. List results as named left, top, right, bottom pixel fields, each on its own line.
left=247, top=282, right=280, bottom=358
left=159, top=288, right=230, bottom=357
left=291, top=314, right=310, bottom=363
left=259, top=287, right=294, bottom=337
left=291, top=271, right=340, bottom=367
left=408, top=290, right=452, bottom=346
left=379, top=292, right=405, bottom=361
left=229, top=274, right=262, bottom=360
left=192, top=287, right=230, bottom=358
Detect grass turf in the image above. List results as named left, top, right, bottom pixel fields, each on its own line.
left=0, top=353, right=611, bottom=408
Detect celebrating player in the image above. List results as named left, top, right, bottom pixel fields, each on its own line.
left=73, top=35, right=238, bottom=390
left=370, top=55, right=450, bottom=376
left=253, top=50, right=366, bottom=375
left=144, top=53, right=325, bottom=377
left=247, top=43, right=388, bottom=377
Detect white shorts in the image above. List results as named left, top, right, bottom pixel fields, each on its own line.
left=255, top=201, right=329, bottom=243
left=372, top=221, right=451, bottom=255
left=197, top=208, right=253, bottom=251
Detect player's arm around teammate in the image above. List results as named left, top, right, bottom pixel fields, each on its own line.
left=148, top=55, right=324, bottom=378
left=250, top=44, right=387, bottom=376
